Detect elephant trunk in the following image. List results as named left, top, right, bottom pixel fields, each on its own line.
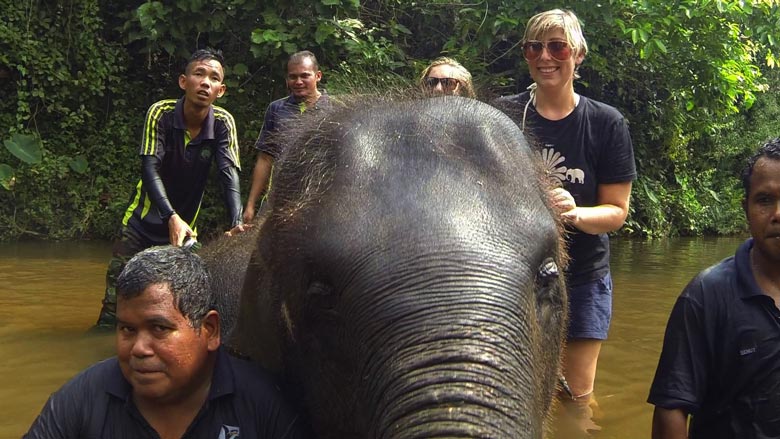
left=355, top=297, right=549, bottom=439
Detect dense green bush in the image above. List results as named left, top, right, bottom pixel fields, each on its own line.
left=1, top=0, right=778, bottom=240
left=0, top=0, right=136, bottom=239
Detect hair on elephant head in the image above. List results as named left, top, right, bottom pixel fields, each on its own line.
left=217, top=93, right=568, bottom=438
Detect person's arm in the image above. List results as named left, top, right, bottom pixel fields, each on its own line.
left=218, top=165, right=249, bottom=233
left=652, top=406, right=689, bottom=439
left=140, top=155, right=193, bottom=246
left=552, top=180, right=632, bottom=234
left=244, top=152, right=273, bottom=223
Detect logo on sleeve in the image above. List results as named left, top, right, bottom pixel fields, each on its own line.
left=218, top=425, right=240, bottom=439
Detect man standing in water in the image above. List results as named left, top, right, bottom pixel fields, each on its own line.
left=94, top=48, right=247, bottom=328
left=243, top=50, right=330, bottom=223
left=648, top=139, right=780, bottom=438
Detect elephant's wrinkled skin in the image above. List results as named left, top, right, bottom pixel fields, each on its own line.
left=226, top=96, right=567, bottom=438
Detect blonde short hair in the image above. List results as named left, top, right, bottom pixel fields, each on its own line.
left=523, top=9, right=588, bottom=78
left=420, top=57, right=476, bottom=98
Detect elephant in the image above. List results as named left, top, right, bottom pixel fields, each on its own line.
left=209, top=95, right=568, bottom=439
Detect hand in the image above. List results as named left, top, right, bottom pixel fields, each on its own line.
left=168, top=214, right=196, bottom=246
left=242, top=204, right=255, bottom=224
left=225, top=222, right=254, bottom=237
left=551, top=187, right=577, bottom=211
left=550, top=187, right=579, bottom=225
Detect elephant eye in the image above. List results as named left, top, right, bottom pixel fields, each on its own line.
left=534, top=257, right=563, bottom=327
left=306, top=281, right=338, bottom=311
left=536, top=257, right=559, bottom=286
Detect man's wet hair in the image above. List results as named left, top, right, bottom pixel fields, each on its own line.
left=116, top=246, right=214, bottom=329
left=742, top=137, right=780, bottom=198
left=185, top=47, right=225, bottom=73
left=288, top=50, right=319, bottom=71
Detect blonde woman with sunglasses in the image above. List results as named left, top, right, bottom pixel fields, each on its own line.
left=420, top=57, right=476, bottom=98
left=496, top=9, right=636, bottom=435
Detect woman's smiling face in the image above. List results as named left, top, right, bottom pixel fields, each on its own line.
left=525, top=28, right=584, bottom=92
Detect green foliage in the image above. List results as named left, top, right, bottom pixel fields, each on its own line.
left=3, top=133, right=42, bottom=164
left=1, top=0, right=779, bottom=240
left=0, top=0, right=132, bottom=239
left=1, top=132, right=42, bottom=190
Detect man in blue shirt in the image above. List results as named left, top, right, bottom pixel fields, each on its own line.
left=26, top=246, right=307, bottom=439
left=648, top=139, right=780, bottom=438
left=243, top=50, right=330, bottom=223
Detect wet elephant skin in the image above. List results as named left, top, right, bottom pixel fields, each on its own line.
left=216, top=95, right=567, bottom=439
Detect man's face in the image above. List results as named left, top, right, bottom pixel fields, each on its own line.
left=116, top=283, right=219, bottom=405
left=746, top=157, right=780, bottom=263
left=286, top=58, right=321, bottom=101
left=179, top=58, right=226, bottom=109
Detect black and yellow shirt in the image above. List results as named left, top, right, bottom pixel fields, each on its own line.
left=122, top=97, right=241, bottom=242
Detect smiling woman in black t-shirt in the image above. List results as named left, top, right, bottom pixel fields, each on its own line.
left=495, top=8, right=636, bottom=434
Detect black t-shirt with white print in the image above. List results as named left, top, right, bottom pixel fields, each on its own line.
left=495, top=92, right=636, bottom=286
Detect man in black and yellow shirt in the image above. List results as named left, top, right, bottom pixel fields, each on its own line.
left=94, top=48, right=246, bottom=328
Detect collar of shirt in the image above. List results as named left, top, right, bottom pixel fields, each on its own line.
left=285, top=89, right=329, bottom=111
left=734, top=238, right=768, bottom=300
left=173, top=96, right=217, bottom=142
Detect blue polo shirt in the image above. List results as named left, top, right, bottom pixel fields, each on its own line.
left=254, top=91, right=330, bottom=160
left=24, top=347, right=307, bottom=439
left=648, top=238, right=780, bottom=438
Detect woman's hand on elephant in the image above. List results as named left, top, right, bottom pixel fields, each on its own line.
left=551, top=187, right=577, bottom=211
left=550, top=187, right=580, bottom=227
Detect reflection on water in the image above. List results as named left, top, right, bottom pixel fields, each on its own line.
left=0, top=236, right=748, bottom=438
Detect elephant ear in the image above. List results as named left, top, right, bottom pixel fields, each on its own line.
left=230, top=239, right=285, bottom=372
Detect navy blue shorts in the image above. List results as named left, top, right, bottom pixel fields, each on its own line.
left=566, top=273, right=613, bottom=340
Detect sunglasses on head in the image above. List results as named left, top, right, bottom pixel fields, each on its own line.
left=424, top=77, right=459, bottom=91
left=522, top=40, right=572, bottom=62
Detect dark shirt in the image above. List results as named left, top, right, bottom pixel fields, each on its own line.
left=123, top=97, right=242, bottom=242
left=648, top=239, right=780, bottom=438
left=24, top=347, right=307, bottom=439
left=494, top=92, right=636, bottom=285
left=254, top=92, right=330, bottom=160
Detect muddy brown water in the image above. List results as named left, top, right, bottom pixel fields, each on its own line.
left=0, top=236, right=746, bottom=438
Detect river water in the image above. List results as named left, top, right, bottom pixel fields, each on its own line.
left=0, top=236, right=747, bottom=438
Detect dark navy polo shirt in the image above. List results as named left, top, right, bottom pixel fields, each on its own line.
left=648, top=238, right=780, bottom=438
left=254, top=91, right=330, bottom=160
left=24, top=347, right=307, bottom=439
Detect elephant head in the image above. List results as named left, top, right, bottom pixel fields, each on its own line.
left=231, top=95, right=567, bottom=439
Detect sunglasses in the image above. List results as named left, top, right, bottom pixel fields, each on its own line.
left=424, top=77, right=460, bottom=91
left=522, top=40, right=572, bottom=62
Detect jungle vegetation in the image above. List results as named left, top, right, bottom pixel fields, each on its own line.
left=2, top=0, right=779, bottom=240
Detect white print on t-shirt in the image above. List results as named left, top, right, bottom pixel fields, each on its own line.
left=218, top=425, right=240, bottom=439
left=539, top=147, right=585, bottom=184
